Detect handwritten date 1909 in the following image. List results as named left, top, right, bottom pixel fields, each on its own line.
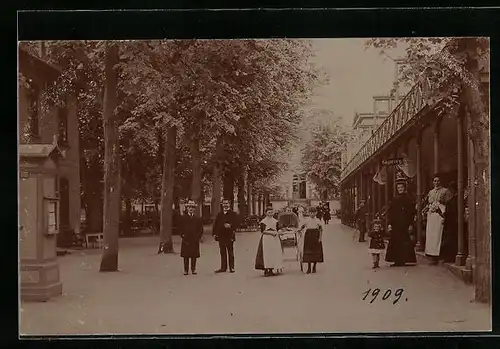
left=362, top=288, right=407, bottom=304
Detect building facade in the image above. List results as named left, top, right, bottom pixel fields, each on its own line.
left=19, top=48, right=81, bottom=247
left=339, top=55, right=490, bottom=302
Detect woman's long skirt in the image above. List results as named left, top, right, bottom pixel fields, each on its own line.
left=302, top=229, right=324, bottom=263
left=425, top=210, right=445, bottom=256
left=255, top=234, right=284, bottom=271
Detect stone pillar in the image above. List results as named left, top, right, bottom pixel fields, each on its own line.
left=393, top=149, right=398, bottom=197
left=384, top=155, right=389, bottom=230
left=370, top=165, right=376, bottom=226
left=415, top=128, right=424, bottom=251
left=360, top=171, right=365, bottom=206
left=465, top=117, right=476, bottom=271
left=351, top=182, right=355, bottom=223
left=377, top=162, right=382, bottom=218
left=456, top=110, right=466, bottom=266
left=341, top=184, right=345, bottom=224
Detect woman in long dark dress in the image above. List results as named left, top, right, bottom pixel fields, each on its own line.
left=385, top=173, right=417, bottom=267
left=299, top=207, right=324, bottom=274
left=440, top=182, right=458, bottom=262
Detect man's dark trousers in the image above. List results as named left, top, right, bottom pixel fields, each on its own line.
left=219, top=240, right=234, bottom=271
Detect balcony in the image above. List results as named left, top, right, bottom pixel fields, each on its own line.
left=340, top=76, right=437, bottom=181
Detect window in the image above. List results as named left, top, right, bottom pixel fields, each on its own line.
left=26, top=81, right=40, bottom=137
left=47, top=200, right=58, bottom=234
left=58, top=106, right=68, bottom=144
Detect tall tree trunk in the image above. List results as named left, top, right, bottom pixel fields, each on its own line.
left=99, top=44, right=120, bottom=272
left=123, top=195, right=132, bottom=236
left=211, top=138, right=224, bottom=219
left=464, top=41, right=491, bottom=303
left=85, top=188, right=103, bottom=233
left=264, top=190, right=270, bottom=209
left=158, top=126, right=177, bottom=254
left=211, top=165, right=222, bottom=219
left=251, top=191, right=256, bottom=216
left=257, top=192, right=262, bottom=217
left=189, top=134, right=202, bottom=217
left=223, top=168, right=235, bottom=209
left=247, top=170, right=252, bottom=216
left=237, top=168, right=246, bottom=215
left=81, top=153, right=103, bottom=233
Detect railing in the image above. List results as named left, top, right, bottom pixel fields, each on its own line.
left=340, top=77, right=435, bottom=181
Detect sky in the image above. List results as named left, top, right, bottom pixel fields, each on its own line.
left=305, top=38, right=404, bottom=128
left=276, top=38, right=407, bottom=189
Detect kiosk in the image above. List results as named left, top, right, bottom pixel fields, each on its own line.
left=19, top=140, right=64, bottom=301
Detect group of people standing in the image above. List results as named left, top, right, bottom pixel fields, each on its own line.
left=179, top=199, right=237, bottom=275
left=255, top=206, right=324, bottom=276
left=354, top=171, right=459, bottom=269
left=178, top=199, right=325, bottom=276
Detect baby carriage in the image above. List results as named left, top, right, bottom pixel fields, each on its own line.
left=277, top=212, right=301, bottom=263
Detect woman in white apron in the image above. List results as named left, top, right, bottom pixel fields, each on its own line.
left=255, top=207, right=284, bottom=276
left=425, top=174, right=452, bottom=264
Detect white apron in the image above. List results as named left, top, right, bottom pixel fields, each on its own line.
left=425, top=203, right=446, bottom=256
left=259, top=217, right=284, bottom=270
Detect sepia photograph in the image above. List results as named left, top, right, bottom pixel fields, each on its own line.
left=18, top=36, right=491, bottom=335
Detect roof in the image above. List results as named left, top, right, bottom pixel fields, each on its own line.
left=18, top=48, right=62, bottom=83
left=19, top=143, right=64, bottom=159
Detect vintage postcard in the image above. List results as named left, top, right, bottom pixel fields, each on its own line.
left=18, top=33, right=491, bottom=335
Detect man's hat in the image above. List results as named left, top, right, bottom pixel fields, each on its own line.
left=186, top=200, right=197, bottom=207
left=395, top=170, right=407, bottom=185
left=372, top=217, right=383, bottom=225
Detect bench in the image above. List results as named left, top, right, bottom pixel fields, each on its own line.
left=85, top=233, right=104, bottom=249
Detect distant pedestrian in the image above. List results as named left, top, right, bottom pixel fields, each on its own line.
left=299, top=207, right=324, bottom=274
left=385, top=172, right=417, bottom=267
left=354, top=200, right=367, bottom=242
left=180, top=200, right=204, bottom=275
left=297, top=206, right=305, bottom=222
left=368, top=217, right=385, bottom=269
left=316, top=206, right=323, bottom=221
left=255, top=207, right=284, bottom=276
left=213, top=199, right=239, bottom=273
left=323, top=205, right=331, bottom=225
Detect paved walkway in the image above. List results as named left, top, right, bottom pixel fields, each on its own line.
left=20, top=220, right=491, bottom=335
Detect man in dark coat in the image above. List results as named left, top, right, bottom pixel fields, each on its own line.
left=354, top=200, right=367, bottom=242
left=213, top=199, right=239, bottom=273
left=385, top=173, right=417, bottom=267
left=180, top=200, right=204, bottom=275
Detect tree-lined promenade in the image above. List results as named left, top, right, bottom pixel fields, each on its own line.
left=19, top=40, right=326, bottom=272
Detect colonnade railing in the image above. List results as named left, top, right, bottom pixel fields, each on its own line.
left=340, top=77, right=435, bottom=182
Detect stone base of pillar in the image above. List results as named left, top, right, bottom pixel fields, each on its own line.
left=21, top=282, right=63, bottom=302
left=455, top=253, right=467, bottom=267
left=465, top=255, right=475, bottom=271
left=21, top=260, right=63, bottom=302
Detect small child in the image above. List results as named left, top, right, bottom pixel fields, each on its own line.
left=368, top=217, right=385, bottom=269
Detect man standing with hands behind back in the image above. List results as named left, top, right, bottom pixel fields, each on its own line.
left=213, top=199, right=238, bottom=273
